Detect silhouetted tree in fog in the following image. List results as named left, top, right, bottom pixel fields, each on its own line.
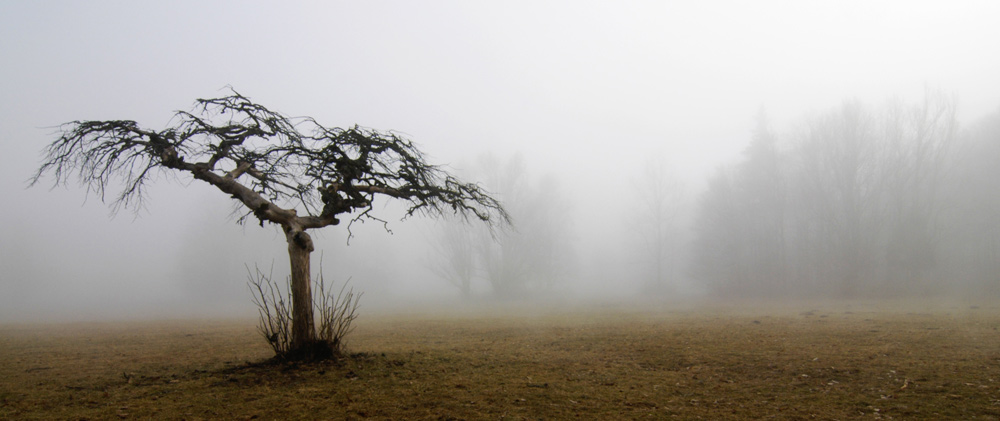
left=32, top=89, right=508, bottom=359
left=942, top=106, right=1000, bottom=294
left=691, top=111, right=788, bottom=297
left=736, top=110, right=788, bottom=292
left=793, top=100, right=884, bottom=296
left=880, top=93, right=958, bottom=291
left=476, top=153, right=573, bottom=297
left=630, top=157, right=685, bottom=293
left=432, top=153, right=573, bottom=298
left=429, top=216, right=477, bottom=298
left=691, top=167, right=746, bottom=295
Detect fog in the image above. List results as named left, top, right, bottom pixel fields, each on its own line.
left=2, top=1, right=999, bottom=322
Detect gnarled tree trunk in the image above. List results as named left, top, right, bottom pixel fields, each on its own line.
left=285, top=227, right=316, bottom=351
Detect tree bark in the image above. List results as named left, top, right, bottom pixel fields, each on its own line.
left=285, top=226, right=316, bottom=351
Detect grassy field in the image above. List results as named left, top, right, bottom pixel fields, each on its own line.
left=2, top=301, right=1000, bottom=420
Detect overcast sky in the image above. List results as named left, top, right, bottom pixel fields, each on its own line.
left=2, top=1, right=999, bottom=321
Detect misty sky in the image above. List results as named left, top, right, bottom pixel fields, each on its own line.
left=2, top=1, right=999, bottom=322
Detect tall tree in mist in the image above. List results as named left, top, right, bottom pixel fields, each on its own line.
left=432, top=153, right=573, bottom=298
left=691, top=111, right=787, bottom=297
left=880, top=93, right=958, bottom=290
left=942, top=107, right=1000, bottom=294
left=429, top=216, right=477, bottom=298
left=691, top=113, right=789, bottom=296
left=476, top=153, right=574, bottom=297
left=794, top=100, right=884, bottom=296
left=690, top=167, right=746, bottom=295
left=32, top=89, right=508, bottom=358
left=631, top=157, right=685, bottom=293
left=737, top=111, right=788, bottom=291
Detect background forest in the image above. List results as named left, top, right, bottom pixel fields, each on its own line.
left=430, top=93, right=1000, bottom=301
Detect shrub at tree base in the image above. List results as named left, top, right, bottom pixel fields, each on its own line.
left=248, top=265, right=361, bottom=361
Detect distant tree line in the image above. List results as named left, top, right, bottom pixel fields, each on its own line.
left=424, top=91, right=998, bottom=301
left=691, top=91, right=1000, bottom=298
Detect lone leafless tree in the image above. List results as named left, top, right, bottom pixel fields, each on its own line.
left=32, top=88, right=508, bottom=360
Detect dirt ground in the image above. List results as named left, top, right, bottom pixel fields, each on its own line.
left=2, top=301, right=999, bottom=420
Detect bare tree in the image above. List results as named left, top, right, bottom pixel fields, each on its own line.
left=793, top=100, right=886, bottom=296
left=880, top=92, right=958, bottom=290
left=939, top=106, right=1000, bottom=295
left=630, top=157, right=685, bottom=293
left=32, top=89, right=508, bottom=359
left=735, top=110, right=788, bottom=293
left=690, top=166, right=747, bottom=296
left=428, top=216, right=478, bottom=298
left=430, top=153, right=573, bottom=299
left=690, top=111, right=786, bottom=298
left=473, top=153, right=572, bottom=298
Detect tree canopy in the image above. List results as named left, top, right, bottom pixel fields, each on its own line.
left=33, top=89, right=508, bottom=234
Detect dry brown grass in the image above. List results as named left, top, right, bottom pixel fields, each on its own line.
left=2, top=302, right=1000, bottom=420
